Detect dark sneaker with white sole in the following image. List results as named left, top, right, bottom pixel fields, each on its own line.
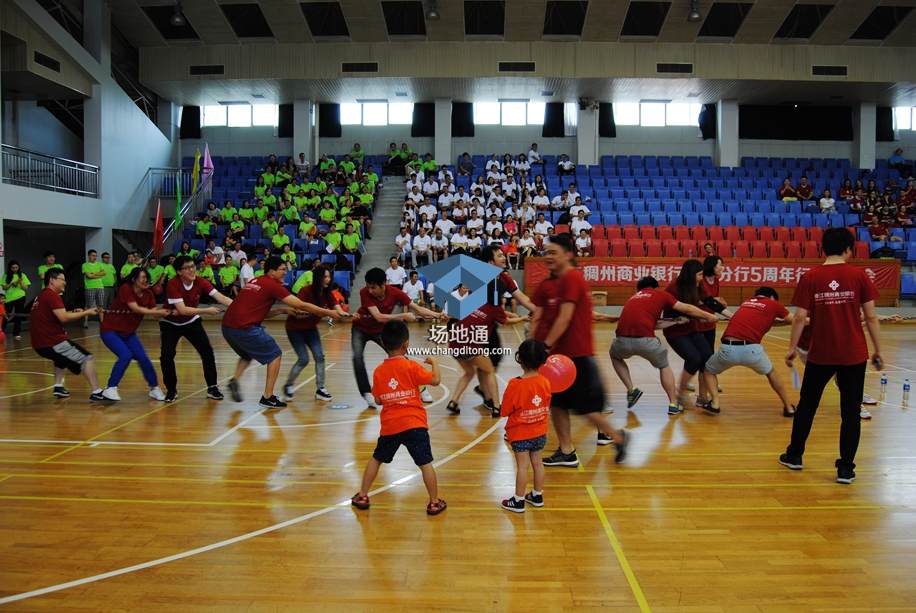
left=259, top=395, right=287, bottom=409
left=836, top=467, right=856, bottom=484
left=615, top=430, right=629, bottom=464
left=626, top=387, right=644, bottom=409
left=316, top=388, right=332, bottom=401
left=206, top=386, right=224, bottom=400
left=52, top=386, right=70, bottom=398
left=228, top=379, right=242, bottom=402
left=779, top=453, right=804, bottom=470
left=164, top=389, right=178, bottom=403
left=501, top=497, right=525, bottom=513
left=597, top=432, right=614, bottom=446
left=89, top=392, right=107, bottom=403
left=524, top=492, right=544, bottom=507
left=542, top=447, right=579, bottom=467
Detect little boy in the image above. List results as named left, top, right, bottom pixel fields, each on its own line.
left=352, top=320, right=447, bottom=515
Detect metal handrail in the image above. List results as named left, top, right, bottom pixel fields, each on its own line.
left=145, top=168, right=214, bottom=261
left=1, top=144, right=100, bottom=198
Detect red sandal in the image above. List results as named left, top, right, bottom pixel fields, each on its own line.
left=426, top=499, right=447, bottom=515
left=351, top=493, right=370, bottom=509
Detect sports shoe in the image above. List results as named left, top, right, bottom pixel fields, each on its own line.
left=717, top=384, right=722, bottom=393
left=281, top=385, right=295, bottom=402
left=597, top=432, right=614, bottom=446
left=686, top=382, right=696, bottom=392
left=543, top=447, right=579, bottom=467
left=164, top=389, right=178, bottom=402
left=603, top=403, right=615, bottom=414
left=363, top=392, right=378, bottom=408
left=13, top=335, right=21, bottom=340
left=668, top=402, right=684, bottom=415
left=524, top=492, right=544, bottom=507
left=351, top=493, right=370, bottom=509
left=83, top=322, right=89, bottom=329
left=316, top=388, right=332, bottom=401
left=779, top=453, right=804, bottom=470
left=501, top=497, right=526, bottom=513
left=89, top=392, right=107, bottom=403
left=836, top=467, right=856, bottom=484
left=862, top=395, right=878, bottom=405
left=228, top=379, right=242, bottom=402
left=491, top=405, right=501, bottom=418
left=615, top=430, right=629, bottom=464
left=860, top=406, right=872, bottom=420
left=626, top=387, right=643, bottom=409
left=420, top=388, right=434, bottom=403
left=52, top=386, right=70, bottom=398
left=149, top=387, right=166, bottom=401
left=259, top=395, right=288, bottom=409
left=102, top=387, right=121, bottom=401
left=206, top=386, right=224, bottom=400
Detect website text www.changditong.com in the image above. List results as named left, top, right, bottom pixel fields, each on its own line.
left=407, top=346, right=513, bottom=357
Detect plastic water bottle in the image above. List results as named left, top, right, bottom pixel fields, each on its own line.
left=732, top=247, right=737, bottom=258
left=881, top=373, right=888, bottom=395
left=688, top=249, right=693, bottom=258
left=904, top=379, right=910, bottom=404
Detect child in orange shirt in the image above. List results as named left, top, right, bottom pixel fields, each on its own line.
left=352, top=320, right=446, bottom=515
left=500, top=339, right=551, bottom=513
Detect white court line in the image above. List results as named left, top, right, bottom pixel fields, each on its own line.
left=0, top=414, right=507, bottom=605
left=0, top=372, right=55, bottom=400
left=0, top=386, right=56, bottom=400
left=0, top=334, right=102, bottom=354
left=206, top=409, right=266, bottom=446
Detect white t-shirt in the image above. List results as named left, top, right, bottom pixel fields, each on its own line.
left=528, top=149, right=542, bottom=162
left=551, top=195, right=568, bottom=208
left=486, top=159, right=502, bottom=170
left=395, top=233, right=412, bottom=250
left=487, top=236, right=505, bottom=246
left=423, top=181, right=439, bottom=195
left=386, top=266, right=407, bottom=286
left=486, top=221, right=504, bottom=234
left=451, top=233, right=469, bottom=248
left=431, top=235, right=449, bottom=250
left=576, top=236, right=592, bottom=250
left=419, top=204, right=437, bottom=220
left=535, top=221, right=553, bottom=235
left=519, top=236, right=537, bottom=249
left=435, top=219, right=456, bottom=234
left=406, top=180, right=421, bottom=192
left=558, top=160, right=574, bottom=170
left=519, top=206, right=536, bottom=223
left=467, top=236, right=482, bottom=249
left=413, top=234, right=432, bottom=252
left=438, top=169, right=453, bottom=182
left=532, top=195, right=550, bottom=208
left=403, top=279, right=424, bottom=300
left=569, top=204, right=591, bottom=217
left=502, top=181, right=518, bottom=197
left=515, top=161, right=531, bottom=173
left=571, top=219, right=592, bottom=234
left=487, top=193, right=506, bottom=206
left=209, top=246, right=225, bottom=265
left=568, top=190, right=581, bottom=202
left=239, top=262, right=255, bottom=286
left=820, top=197, right=836, bottom=210
left=466, top=218, right=484, bottom=231
left=406, top=191, right=424, bottom=205
left=487, top=170, right=506, bottom=182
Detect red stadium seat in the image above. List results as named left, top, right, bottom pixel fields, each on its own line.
left=725, top=226, right=741, bottom=243
left=691, top=225, right=708, bottom=241
left=803, top=241, right=820, bottom=258
left=629, top=239, right=645, bottom=257
left=742, top=226, right=758, bottom=242
left=605, top=225, right=621, bottom=240
left=556, top=224, right=569, bottom=235
left=647, top=239, right=663, bottom=257
left=758, top=227, right=774, bottom=243
left=717, top=240, right=732, bottom=256
left=854, top=241, right=870, bottom=260
left=624, top=227, right=639, bottom=240
left=591, top=226, right=605, bottom=240
left=769, top=241, right=785, bottom=258
left=681, top=240, right=699, bottom=258
left=792, top=227, right=808, bottom=243
left=708, top=226, right=725, bottom=242
left=775, top=226, right=791, bottom=243
left=808, top=226, right=823, bottom=244
left=663, top=239, right=680, bottom=258
left=786, top=241, right=802, bottom=258
left=752, top=241, right=768, bottom=258
left=657, top=226, right=674, bottom=241
left=674, top=226, right=691, bottom=241
left=734, top=241, right=750, bottom=258
left=640, top=225, right=656, bottom=240
left=593, top=239, right=609, bottom=257
left=611, top=239, right=628, bottom=257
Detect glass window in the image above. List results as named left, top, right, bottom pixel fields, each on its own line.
left=895, top=107, right=912, bottom=131
left=527, top=102, right=546, bottom=125
left=690, top=103, right=704, bottom=125
left=613, top=103, right=639, bottom=125
left=252, top=105, right=278, bottom=126
left=227, top=105, right=252, bottom=127
left=565, top=102, right=578, bottom=136
left=363, top=102, right=388, bottom=126
left=201, top=105, right=227, bottom=127
left=640, top=103, right=666, bottom=127
left=501, top=102, right=527, bottom=126
left=474, top=102, right=501, bottom=124
left=340, top=103, right=362, bottom=125
left=665, top=103, right=691, bottom=126
left=389, top=103, right=414, bottom=124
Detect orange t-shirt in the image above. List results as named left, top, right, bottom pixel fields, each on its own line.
left=500, top=375, right=551, bottom=443
left=372, top=356, right=435, bottom=436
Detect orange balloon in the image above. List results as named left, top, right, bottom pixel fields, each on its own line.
left=538, top=354, right=577, bottom=393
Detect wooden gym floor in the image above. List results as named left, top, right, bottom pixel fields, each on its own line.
left=1, top=320, right=915, bottom=612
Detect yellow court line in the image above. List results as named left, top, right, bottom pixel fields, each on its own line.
left=586, top=485, right=653, bottom=613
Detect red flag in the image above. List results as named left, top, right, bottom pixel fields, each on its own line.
left=153, top=198, right=164, bottom=255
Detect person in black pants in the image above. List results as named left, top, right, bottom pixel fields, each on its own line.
left=159, top=255, right=234, bottom=402
left=781, top=228, right=883, bottom=485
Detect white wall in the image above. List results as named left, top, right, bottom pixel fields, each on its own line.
left=598, top=125, right=715, bottom=159
left=453, top=124, right=574, bottom=166
left=739, top=139, right=857, bottom=163
left=1, top=101, right=84, bottom=161
left=877, top=129, right=916, bottom=162
left=179, top=126, right=292, bottom=165
left=321, top=124, right=431, bottom=166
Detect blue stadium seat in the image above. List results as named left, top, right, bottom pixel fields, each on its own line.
left=334, top=270, right=351, bottom=294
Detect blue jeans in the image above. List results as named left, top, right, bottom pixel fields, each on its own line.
left=101, top=331, right=159, bottom=388
left=351, top=326, right=383, bottom=395
left=285, top=328, right=326, bottom=389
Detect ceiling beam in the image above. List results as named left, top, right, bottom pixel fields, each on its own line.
left=258, top=0, right=313, bottom=44
left=581, top=0, right=629, bottom=42
left=731, top=0, right=797, bottom=45
left=808, top=0, right=881, bottom=46
left=504, top=0, right=547, bottom=42
left=181, top=0, right=239, bottom=45
left=106, top=0, right=165, bottom=47
left=882, top=0, right=916, bottom=47
left=425, top=0, right=465, bottom=42
left=338, top=0, right=389, bottom=43
left=656, top=0, right=703, bottom=43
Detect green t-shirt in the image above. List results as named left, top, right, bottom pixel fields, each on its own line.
left=199, top=267, right=215, bottom=283
left=325, top=232, right=342, bottom=251
left=357, top=193, right=374, bottom=206
left=230, top=220, right=245, bottom=233
left=238, top=208, right=254, bottom=223
left=146, top=265, right=165, bottom=284
left=281, top=207, right=300, bottom=223
left=120, top=263, right=139, bottom=278
left=262, top=220, right=279, bottom=239
left=219, top=266, right=238, bottom=285
left=253, top=206, right=269, bottom=223
left=196, top=220, right=212, bottom=236
left=82, top=262, right=105, bottom=289
left=313, top=180, right=327, bottom=194
left=254, top=185, right=267, bottom=197
left=272, top=234, right=291, bottom=250
left=322, top=194, right=338, bottom=209
left=281, top=252, right=297, bottom=267
left=101, top=263, right=117, bottom=287
left=320, top=160, right=334, bottom=171
left=293, top=194, right=310, bottom=209
left=1, top=272, right=29, bottom=302
left=261, top=172, right=276, bottom=186
left=408, top=159, right=423, bottom=170
left=334, top=220, right=347, bottom=232
left=339, top=205, right=352, bottom=218
left=365, top=172, right=379, bottom=184
left=221, top=207, right=238, bottom=222
left=350, top=149, right=365, bottom=160
left=421, top=160, right=438, bottom=173
left=254, top=269, right=265, bottom=277
left=288, top=184, right=303, bottom=196
left=291, top=270, right=313, bottom=294
left=340, top=161, right=355, bottom=174
left=319, top=208, right=337, bottom=223
left=262, top=195, right=277, bottom=209
left=299, top=221, right=316, bottom=237
left=396, top=148, right=412, bottom=160
left=38, top=263, right=63, bottom=279
left=165, top=265, right=178, bottom=280
left=275, top=170, right=291, bottom=183
left=342, top=233, right=361, bottom=251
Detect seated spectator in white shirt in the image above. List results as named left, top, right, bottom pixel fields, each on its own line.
left=486, top=215, right=504, bottom=235
left=402, top=271, right=426, bottom=305
left=466, top=210, right=484, bottom=232
left=406, top=174, right=421, bottom=193
left=206, top=239, right=225, bottom=266
left=438, top=166, right=454, bottom=182
left=557, top=154, right=575, bottom=176
left=487, top=187, right=506, bottom=206
left=567, top=183, right=581, bottom=202
left=534, top=213, right=553, bottom=240
left=394, top=228, right=412, bottom=265
left=406, top=185, right=424, bottom=204
left=485, top=154, right=501, bottom=170
left=469, top=200, right=486, bottom=219
left=528, top=143, right=544, bottom=167
left=551, top=191, right=570, bottom=211
left=434, top=211, right=456, bottom=238
left=430, top=228, right=450, bottom=261
left=437, top=190, right=455, bottom=209
left=418, top=199, right=437, bottom=221
left=519, top=203, right=536, bottom=223
left=515, top=154, right=531, bottom=176
left=532, top=188, right=550, bottom=210
left=450, top=227, right=469, bottom=253
left=819, top=189, right=837, bottom=215
left=239, top=257, right=255, bottom=287
left=487, top=168, right=506, bottom=182
left=502, top=177, right=519, bottom=200
left=411, top=227, right=432, bottom=268
left=575, top=230, right=592, bottom=257
left=386, top=256, right=408, bottom=287
left=571, top=211, right=592, bottom=235
left=440, top=178, right=456, bottom=193
left=569, top=197, right=591, bottom=217
left=422, top=177, right=439, bottom=197
left=487, top=228, right=506, bottom=246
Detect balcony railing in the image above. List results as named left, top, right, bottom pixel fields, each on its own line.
left=143, top=167, right=213, bottom=260
left=1, top=144, right=99, bottom=198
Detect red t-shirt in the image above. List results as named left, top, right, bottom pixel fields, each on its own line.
left=285, top=285, right=338, bottom=332
left=697, top=275, right=720, bottom=332
left=498, top=271, right=519, bottom=294
left=798, top=323, right=812, bottom=351
left=222, top=276, right=291, bottom=330
left=448, top=303, right=508, bottom=353
left=354, top=286, right=411, bottom=335
left=796, top=183, right=813, bottom=199
left=869, top=223, right=889, bottom=238
left=532, top=268, right=594, bottom=358
left=501, top=375, right=551, bottom=443
left=100, top=284, right=156, bottom=335
left=792, top=263, right=879, bottom=365
left=372, top=356, right=435, bottom=436
left=163, top=277, right=218, bottom=325
left=30, top=288, right=68, bottom=349
left=616, top=289, right=678, bottom=338
left=663, top=278, right=709, bottom=339
left=721, top=297, right=790, bottom=344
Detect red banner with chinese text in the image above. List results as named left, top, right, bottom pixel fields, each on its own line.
left=524, top=259, right=900, bottom=290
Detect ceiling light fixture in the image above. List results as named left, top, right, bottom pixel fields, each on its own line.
left=687, top=0, right=702, bottom=23
left=169, top=3, right=186, bottom=26
left=425, top=0, right=440, bottom=21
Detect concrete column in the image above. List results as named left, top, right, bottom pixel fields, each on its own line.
left=85, top=227, right=111, bottom=262
left=716, top=100, right=739, bottom=168
left=853, top=102, right=877, bottom=170
left=293, top=99, right=313, bottom=166
left=82, top=0, right=110, bottom=179
left=434, top=99, right=451, bottom=167
left=577, top=105, right=599, bottom=167
left=312, top=104, right=321, bottom=166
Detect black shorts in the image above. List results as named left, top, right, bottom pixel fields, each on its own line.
left=488, top=326, right=503, bottom=368
left=35, top=340, right=93, bottom=375
left=550, top=355, right=606, bottom=415
left=373, top=428, right=434, bottom=465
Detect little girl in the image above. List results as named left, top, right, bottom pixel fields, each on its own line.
left=500, top=339, right=551, bottom=513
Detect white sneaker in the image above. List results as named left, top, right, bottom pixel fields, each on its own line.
left=603, top=403, right=615, bottom=414
left=420, top=388, right=434, bottom=403
left=281, top=385, right=295, bottom=402
left=363, top=392, right=378, bottom=408
left=102, top=387, right=121, bottom=401
left=686, top=382, right=696, bottom=392
left=316, top=388, right=332, bottom=401
left=860, top=406, right=872, bottom=420
left=149, top=387, right=166, bottom=401
left=862, top=395, right=878, bottom=405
